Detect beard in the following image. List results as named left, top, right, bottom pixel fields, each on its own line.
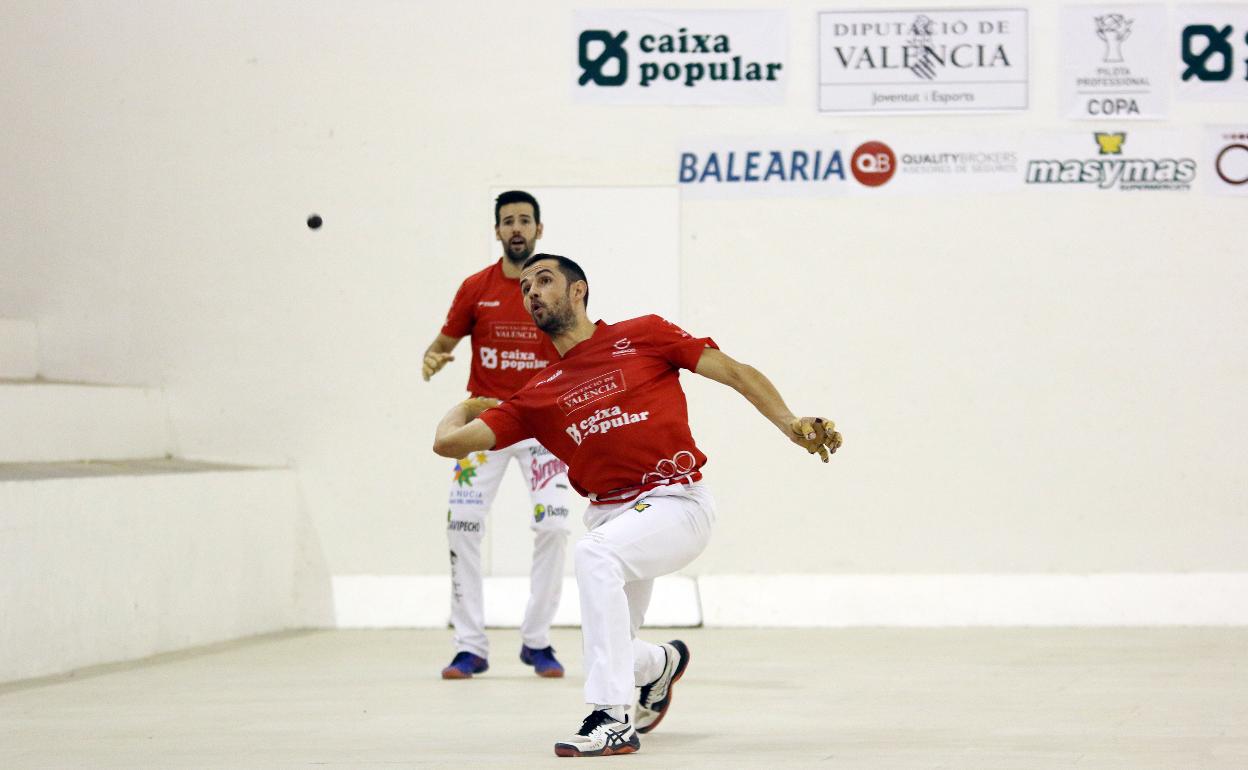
left=504, top=238, right=534, bottom=265
left=533, top=294, right=575, bottom=335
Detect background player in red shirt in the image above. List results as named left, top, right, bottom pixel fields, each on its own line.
left=421, top=192, right=573, bottom=680
left=433, top=254, right=842, bottom=757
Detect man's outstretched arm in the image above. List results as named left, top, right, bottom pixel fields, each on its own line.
left=422, top=333, right=461, bottom=381
left=432, top=397, right=499, bottom=458
left=694, top=348, right=843, bottom=462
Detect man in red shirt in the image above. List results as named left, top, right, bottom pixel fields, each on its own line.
left=422, top=192, right=572, bottom=680
left=433, top=254, right=842, bottom=757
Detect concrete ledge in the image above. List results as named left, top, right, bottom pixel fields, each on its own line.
left=332, top=575, right=701, bottom=629
left=0, top=381, right=170, bottom=462
left=0, top=319, right=38, bottom=378
left=698, top=574, right=1248, bottom=627
left=0, top=462, right=311, bottom=683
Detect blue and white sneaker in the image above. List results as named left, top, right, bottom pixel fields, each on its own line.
left=634, top=640, right=690, bottom=734
left=520, top=645, right=565, bottom=678
left=554, top=709, right=640, bottom=757
left=441, top=651, right=488, bottom=680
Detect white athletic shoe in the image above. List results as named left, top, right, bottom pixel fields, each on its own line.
left=634, top=640, right=690, bottom=734
left=553, top=709, right=640, bottom=757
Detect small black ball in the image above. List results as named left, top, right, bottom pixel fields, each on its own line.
left=307, top=214, right=323, bottom=230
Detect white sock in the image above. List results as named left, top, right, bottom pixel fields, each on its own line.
left=593, top=704, right=627, bottom=722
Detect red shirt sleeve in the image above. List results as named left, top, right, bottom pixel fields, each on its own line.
left=478, top=399, right=531, bottom=450
left=440, top=277, right=477, bottom=339
left=647, top=315, right=718, bottom=371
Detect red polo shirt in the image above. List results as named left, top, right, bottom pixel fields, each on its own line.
left=479, top=315, right=716, bottom=504
left=441, top=260, right=561, bottom=399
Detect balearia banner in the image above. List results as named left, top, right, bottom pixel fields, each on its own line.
left=573, top=10, right=786, bottom=105
left=677, top=134, right=1024, bottom=198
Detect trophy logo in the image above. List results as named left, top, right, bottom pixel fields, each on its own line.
left=1095, top=14, right=1133, bottom=64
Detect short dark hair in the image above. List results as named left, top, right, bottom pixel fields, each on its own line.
left=494, top=190, right=540, bottom=225
left=522, top=253, right=589, bottom=310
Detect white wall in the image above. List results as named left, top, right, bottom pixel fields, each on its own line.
left=1, top=0, right=1245, bottom=593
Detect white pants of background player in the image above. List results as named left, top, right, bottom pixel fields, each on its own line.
left=575, top=483, right=717, bottom=707
left=446, top=437, right=572, bottom=658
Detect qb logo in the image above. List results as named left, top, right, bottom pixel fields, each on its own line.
left=479, top=347, right=499, bottom=369
left=851, top=141, right=897, bottom=187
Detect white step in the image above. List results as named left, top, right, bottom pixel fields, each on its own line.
left=331, top=574, right=701, bottom=629
left=0, top=459, right=327, bottom=683
left=0, top=319, right=39, bottom=378
left=0, top=381, right=170, bottom=462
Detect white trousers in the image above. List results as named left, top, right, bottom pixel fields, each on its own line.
left=446, top=438, right=572, bottom=658
left=575, top=483, right=716, bottom=707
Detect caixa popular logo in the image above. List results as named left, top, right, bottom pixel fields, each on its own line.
left=1182, top=23, right=1247, bottom=83
left=573, top=10, right=786, bottom=105
left=1176, top=8, right=1248, bottom=101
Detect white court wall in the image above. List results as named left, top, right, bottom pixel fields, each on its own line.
left=1, top=0, right=1245, bottom=595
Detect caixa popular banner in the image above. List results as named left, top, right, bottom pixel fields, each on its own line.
left=573, top=10, right=787, bottom=105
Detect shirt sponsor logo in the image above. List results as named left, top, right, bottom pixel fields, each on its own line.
left=478, top=346, right=550, bottom=372
left=564, top=405, right=651, bottom=445
left=447, top=520, right=482, bottom=533
left=533, top=503, right=570, bottom=523
left=558, top=369, right=626, bottom=415
left=530, top=456, right=569, bottom=491
left=641, top=450, right=699, bottom=485
left=477, top=300, right=501, bottom=307
left=535, top=369, right=564, bottom=385
left=611, top=337, right=637, bottom=357
left=491, top=322, right=540, bottom=342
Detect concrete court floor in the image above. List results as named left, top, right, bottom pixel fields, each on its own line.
left=1, top=627, right=1245, bottom=769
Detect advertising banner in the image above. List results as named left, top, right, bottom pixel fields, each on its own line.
left=573, top=10, right=786, bottom=105
left=818, top=8, right=1029, bottom=113
left=1059, top=4, right=1170, bottom=120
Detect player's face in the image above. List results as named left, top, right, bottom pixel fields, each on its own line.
left=520, top=261, right=575, bottom=334
left=496, top=202, right=542, bottom=265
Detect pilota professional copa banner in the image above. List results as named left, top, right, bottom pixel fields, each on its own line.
left=1059, top=4, right=1170, bottom=120
left=817, top=8, right=1029, bottom=114
left=572, top=10, right=786, bottom=105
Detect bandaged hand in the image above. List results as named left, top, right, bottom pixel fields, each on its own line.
left=422, top=351, right=455, bottom=381
left=787, top=417, right=843, bottom=463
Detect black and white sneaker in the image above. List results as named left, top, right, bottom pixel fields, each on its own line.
left=553, top=709, right=640, bottom=757
left=634, top=640, right=690, bottom=734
